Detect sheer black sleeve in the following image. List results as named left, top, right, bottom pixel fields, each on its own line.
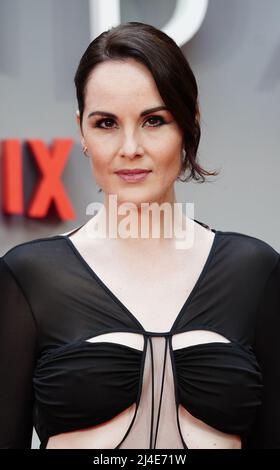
left=0, top=257, right=37, bottom=449
left=245, top=254, right=280, bottom=448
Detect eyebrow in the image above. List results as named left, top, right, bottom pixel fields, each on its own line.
left=87, top=105, right=168, bottom=119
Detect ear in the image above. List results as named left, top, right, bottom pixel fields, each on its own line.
left=76, top=110, right=86, bottom=148
left=195, top=105, right=200, bottom=122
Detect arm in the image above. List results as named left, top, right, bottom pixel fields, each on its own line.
left=0, top=257, right=37, bottom=448
left=244, top=255, right=280, bottom=448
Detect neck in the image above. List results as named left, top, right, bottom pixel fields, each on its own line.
left=86, top=189, right=192, bottom=248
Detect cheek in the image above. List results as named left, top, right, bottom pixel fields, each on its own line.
left=86, top=134, right=116, bottom=169
left=87, top=140, right=112, bottom=172
left=90, top=156, right=112, bottom=181
left=157, top=142, right=182, bottom=174
left=157, top=127, right=183, bottom=168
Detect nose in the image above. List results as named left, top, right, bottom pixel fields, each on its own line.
left=119, top=131, right=144, bottom=159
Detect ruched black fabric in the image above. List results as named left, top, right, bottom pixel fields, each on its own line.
left=174, top=342, right=263, bottom=436
left=1, top=219, right=280, bottom=449
left=33, top=341, right=142, bottom=434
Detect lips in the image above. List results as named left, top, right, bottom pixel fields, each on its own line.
left=115, top=169, right=152, bottom=183
left=115, top=169, right=151, bottom=175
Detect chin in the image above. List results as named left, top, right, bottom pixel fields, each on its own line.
left=114, top=187, right=158, bottom=207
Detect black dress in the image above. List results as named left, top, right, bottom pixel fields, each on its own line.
left=0, top=220, right=279, bottom=449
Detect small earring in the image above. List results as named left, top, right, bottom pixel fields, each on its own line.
left=83, top=146, right=89, bottom=157
left=176, top=148, right=186, bottom=180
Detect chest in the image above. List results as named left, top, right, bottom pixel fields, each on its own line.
left=68, top=230, right=215, bottom=332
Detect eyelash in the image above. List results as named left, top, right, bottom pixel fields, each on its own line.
left=94, top=116, right=166, bottom=129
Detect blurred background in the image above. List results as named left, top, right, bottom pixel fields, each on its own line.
left=0, top=0, right=279, bottom=447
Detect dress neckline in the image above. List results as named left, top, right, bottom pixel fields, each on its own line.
left=57, top=220, right=221, bottom=333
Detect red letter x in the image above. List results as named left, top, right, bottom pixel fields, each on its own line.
left=26, top=139, right=75, bottom=220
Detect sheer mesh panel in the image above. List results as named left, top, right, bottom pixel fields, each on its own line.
left=115, top=335, right=185, bottom=449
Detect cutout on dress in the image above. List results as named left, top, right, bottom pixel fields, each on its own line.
left=177, top=405, right=241, bottom=449
left=85, top=331, right=144, bottom=352
left=46, top=402, right=138, bottom=449
left=172, top=329, right=231, bottom=351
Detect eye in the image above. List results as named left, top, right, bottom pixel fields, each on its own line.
left=94, top=115, right=166, bottom=129
left=94, top=118, right=115, bottom=129
left=144, top=116, right=166, bottom=127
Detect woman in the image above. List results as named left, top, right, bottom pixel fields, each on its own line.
left=1, top=22, right=280, bottom=450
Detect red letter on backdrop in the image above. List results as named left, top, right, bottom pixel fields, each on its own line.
left=26, top=139, right=76, bottom=220
left=1, top=139, right=24, bottom=214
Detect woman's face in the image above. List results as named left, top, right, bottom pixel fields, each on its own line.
left=77, top=58, right=184, bottom=206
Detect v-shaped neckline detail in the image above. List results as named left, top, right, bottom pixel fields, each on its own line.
left=56, top=222, right=221, bottom=334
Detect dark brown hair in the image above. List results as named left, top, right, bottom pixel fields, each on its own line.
left=74, top=21, right=219, bottom=184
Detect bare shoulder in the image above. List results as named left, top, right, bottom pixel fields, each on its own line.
left=58, top=224, right=85, bottom=238
left=58, top=230, right=76, bottom=236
